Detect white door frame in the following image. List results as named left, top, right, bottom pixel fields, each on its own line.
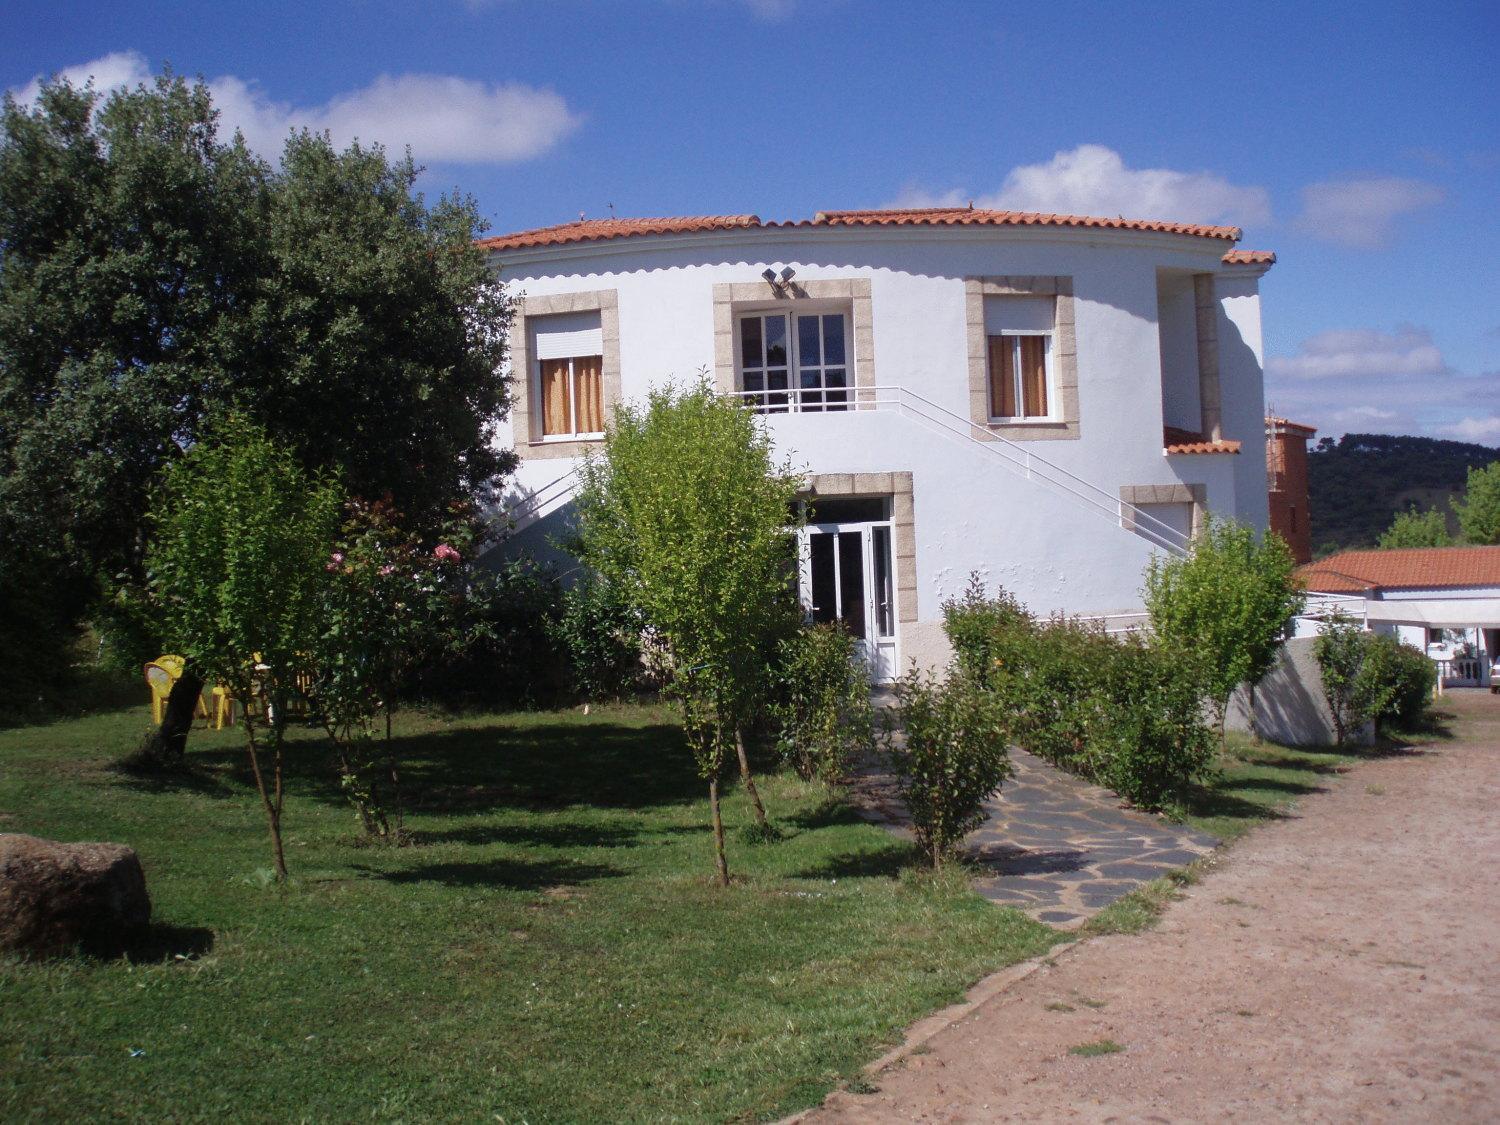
left=797, top=518, right=898, bottom=682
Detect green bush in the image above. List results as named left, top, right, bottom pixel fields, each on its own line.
left=1356, top=633, right=1435, bottom=732
left=1315, top=616, right=1434, bottom=742
left=554, top=577, right=644, bottom=702
left=886, top=667, right=1010, bottom=868
left=1313, top=612, right=1369, bottom=744
left=942, top=576, right=1213, bottom=809
left=769, top=623, right=875, bottom=782
left=415, top=558, right=570, bottom=711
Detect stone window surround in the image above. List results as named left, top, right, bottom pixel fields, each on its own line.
left=1118, top=483, right=1207, bottom=539
left=510, top=289, right=621, bottom=460
left=803, top=471, right=917, bottom=627
left=965, top=276, right=1079, bottom=441
left=713, top=278, right=875, bottom=405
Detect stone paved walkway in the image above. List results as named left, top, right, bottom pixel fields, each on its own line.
left=849, top=747, right=1218, bottom=928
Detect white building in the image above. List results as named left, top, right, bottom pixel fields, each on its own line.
left=1299, top=546, right=1500, bottom=689
left=483, top=207, right=1276, bottom=679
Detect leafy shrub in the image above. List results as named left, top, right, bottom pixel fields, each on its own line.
left=414, top=556, right=569, bottom=711
left=1358, top=633, right=1435, bottom=730
left=769, top=623, right=875, bottom=782
left=1315, top=616, right=1435, bottom=742
left=943, top=575, right=1213, bottom=809
left=554, top=577, right=644, bottom=702
left=1313, top=612, right=1369, bottom=744
left=886, top=667, right=1010, bottom=868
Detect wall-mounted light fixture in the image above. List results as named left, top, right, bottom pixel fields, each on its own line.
left=761, top=265, right=798, bottom=296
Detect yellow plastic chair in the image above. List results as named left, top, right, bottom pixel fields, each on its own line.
left=144, top=662, right=175, bottom=724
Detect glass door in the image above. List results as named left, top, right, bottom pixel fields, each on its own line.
left=799, top=519, right=897, bottom=681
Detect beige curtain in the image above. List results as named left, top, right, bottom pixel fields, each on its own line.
left=573, top=355, right=604, bottom=434
left=540, top=358, right=572, bottom=436
left=1019, top=336, right=1048, bottom=417
left=987, top=336, right=1016, bottom=418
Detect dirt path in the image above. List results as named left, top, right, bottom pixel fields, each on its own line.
left=814, top=693, right=1500, bottom=1123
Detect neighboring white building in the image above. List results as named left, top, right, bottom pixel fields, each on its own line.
left=1299, top=546, right=1500, bottom=689
left=482, top=207, right=1276, bottom=679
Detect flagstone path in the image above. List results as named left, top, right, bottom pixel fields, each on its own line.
left=848, top=746, right=1218, bottom=927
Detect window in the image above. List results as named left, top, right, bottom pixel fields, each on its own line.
left=984, top=296, right=1054, bottom=421
left=533, top=311, right=604, bottom=439
left=739, top=311, right=849, bottom=413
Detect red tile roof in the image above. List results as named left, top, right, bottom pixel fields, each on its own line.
left=1266, top=416, right=1317, bottom=437
left=480, top=207, right=1250, bottom=252
left=1223, top=249, right=1277, bottom=265
left=477, top=215, right=761, bottom=251
left=1164, top=426, right=1243, bottom=455
left=809, top=207, right=1242, bottom=241
left=1299, top=546, right=1500, bottom=593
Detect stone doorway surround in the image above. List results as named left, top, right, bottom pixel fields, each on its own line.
left=803, top=471, right=917, bottom=630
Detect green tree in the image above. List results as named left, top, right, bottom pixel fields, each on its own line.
left=1377, top=506, right=1452, bottom=548
left=886, top=668, right=1010, bottom=868
left=574, top=382, right=802, bottom=884
left=0, top=70, right=512, bottom=730
left=1313, top=612, right=1369, bottom=745
left=1143, top=518, right=1305, bottom=744
left=1454, top=461, right=1500, bottom=545
left=146, top=421, right=341, bottom=880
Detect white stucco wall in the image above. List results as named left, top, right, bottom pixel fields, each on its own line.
left=1155, top=270, right=1201, bottom=433
left=488, top=226, right=1271, bottom=673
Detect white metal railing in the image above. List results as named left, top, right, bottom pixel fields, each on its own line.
left=497, top=386, right=1199, bottom=556
left=722, top=384, right=1195, bottom=557
left=496, top=467, right=580, bottom=529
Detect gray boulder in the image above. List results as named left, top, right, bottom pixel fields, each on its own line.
left=0, top=833, right=150, bottom=957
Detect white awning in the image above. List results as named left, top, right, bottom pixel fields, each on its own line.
left=1364, top=598, right=1500, bottom=627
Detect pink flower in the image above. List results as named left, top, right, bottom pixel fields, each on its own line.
left=378, top=565, right=395, bottom=576
left=433, top=543, right=460, bottom=562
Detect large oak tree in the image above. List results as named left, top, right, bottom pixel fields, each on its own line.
left=0, top=70, right=514, bottom=731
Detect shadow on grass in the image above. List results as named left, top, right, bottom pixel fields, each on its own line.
left=793, top=841, right=922, bottom=880
left=186, top=720, right=702, bottom=816
left=1223, top=776, right=1327, bottom=797
left=355, top=855, right=625, bottom=890
left=412, top=820, right=662, bottom=850
left=783, top=795, right=866, bottom=832
left=123, top=922, right=216, bottom=964
left=111, top=756, right=238, bottom=800
left=1173, top=784, right=1293, bottom=826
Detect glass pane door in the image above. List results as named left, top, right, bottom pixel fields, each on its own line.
left=801, top=521, right=898, bottom=682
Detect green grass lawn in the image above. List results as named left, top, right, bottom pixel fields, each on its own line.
left=0, top=700, right=1057, bottom=1122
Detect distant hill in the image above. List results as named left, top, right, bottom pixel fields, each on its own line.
left=1308, top=433, right=1500, bottom=554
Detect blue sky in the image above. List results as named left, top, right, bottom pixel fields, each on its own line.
left=5, top=0, right=1498, bottom=443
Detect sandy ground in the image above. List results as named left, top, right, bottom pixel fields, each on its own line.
left=813, top=692, right=1500, bottom=1123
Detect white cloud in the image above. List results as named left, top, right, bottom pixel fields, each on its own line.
left=10, top=52, right=581, bottom=165
left=1294, top=176, right=1444, bottom=249
left=1265, top=324, right=1500, bottom=440
left=1266, top=326, right=1447, bottom=380
left=1438, top=416, right=1500, bottom=444
left=10, top=48, right=151, bottom=103
left=889, top=145, right=1271, bottom=227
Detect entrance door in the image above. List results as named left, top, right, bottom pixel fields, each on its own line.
left=799, top=520, right=897, bottom=681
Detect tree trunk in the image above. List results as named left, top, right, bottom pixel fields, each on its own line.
left=137, top=669, right=203, bottom=764
left=734, top=726, right=768, bottom=827
left=708, top=776, right=729, bottom=887
left=243, top=705, right=288, bottom=881
left=1247, top=682, right=1261, bottom=743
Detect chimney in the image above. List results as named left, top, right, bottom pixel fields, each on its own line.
left=1266, top=417, right=1316, bottom=563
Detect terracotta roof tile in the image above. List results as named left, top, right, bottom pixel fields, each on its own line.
left=481, top=207, right=1249, bottom=252
left=1266, top=416, right=1317, bottom=437
left=1299, top=546, right=1500, bottom=593
left=1223, top=249, right=1277, bottom=265
left=477, top=214, right=761, bottom=251
left=1164, top=426, right=1242, bottom=455
left=808, top=207, right=1242, bottom=241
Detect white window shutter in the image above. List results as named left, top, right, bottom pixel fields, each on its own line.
left=983, top=296, right=1055, bottom=335
left=533, top=311, right=603, bottom=360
